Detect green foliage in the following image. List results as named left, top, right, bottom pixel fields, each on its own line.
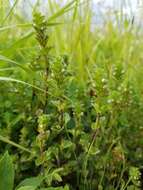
left=0, top=152, right=14, bottom=190
left=0, top=0, right=143, bottom=189
left=16, top=176, right=44, bottom=190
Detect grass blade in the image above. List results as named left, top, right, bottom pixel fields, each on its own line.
left=0, top=135, right=32, bottom=154
left=47, top=0, right=76, bottom=22
left=0, top=55, right=31, bottom=73
left=0, top=23, right=32, bottom=32
left=0, top=77, right=46, bottom=93
left=1, top=0, right=19, bottom=25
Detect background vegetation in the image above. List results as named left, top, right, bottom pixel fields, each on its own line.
left=0, top=0, right=143, bottom=189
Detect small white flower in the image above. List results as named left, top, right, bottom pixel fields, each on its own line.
left=101, top=78, right=107, bottom=83
left=107, top=99, right=113, bottom=104
left=61, top=68, right=65, bottom=72
left=121, top=70, right=125, bottom=74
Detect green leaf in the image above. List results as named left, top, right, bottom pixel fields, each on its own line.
left=0, top=152, right=14, bottom=190
left=66, top=118, right=76, bottom=129
left=40, top=187, right=67, bottom=190
left=53, top=173, right=62, bottom=182
left=16, top=176, right=43, bottom=190
left=40, top=185, right=69, bottom=190
left=17, top=186, right=36, bottom=190
left=64, top=185, right=69, bottom=190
